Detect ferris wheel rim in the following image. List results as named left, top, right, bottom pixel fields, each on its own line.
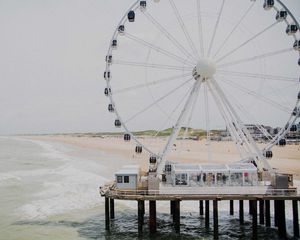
left=104, top=0, right=300, bottom=166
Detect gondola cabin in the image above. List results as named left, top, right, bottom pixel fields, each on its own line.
left=115, top=165, right=141, bottom=190
left=286, top=24, right=298, bottom=35
left=128, top=11, right=135, bottom=22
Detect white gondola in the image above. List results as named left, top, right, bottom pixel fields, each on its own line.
left=149, top=156, right=157, bottom=164
left=111, top=39, right=117, bottom=49
left=286, top=23, right=298, bottom=35
left=278, top=138, right=287, bottom=146
left=293, top=107, right=300, bottom=116
left=124, top=133, right=131, bottom=141
left=118, top=25, right=125, bottom=35
left=293, top=40, right=300, bottom=51
left=108, top=104, right=114, bottom=112
left=135, top=145, right=143, bottom=154
left=104, top=88, right=111, bottom=96
left=263, top=0, right=274, bottom=10
left=140, top=1, right=147, bottom=11
left=275, top=9, right=287, bottom=22
left=105, top=55, right=112, bottom=64
left=263, top=150, right=273, bottom=158
left=290, top=125, right=298, bottom=132
left=128, top=10, right=135, bottom=22
left=115, top=119, right=121, bottom=128
left=104, top=71, right=111, bottom=80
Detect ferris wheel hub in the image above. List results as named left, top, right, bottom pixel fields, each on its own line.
left=193, top=58, right=216, bottom=80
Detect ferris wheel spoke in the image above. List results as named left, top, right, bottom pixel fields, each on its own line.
left=217, top=70, right=298, bottom=82
left=218, top=47, right=294, bottom=68
left=196, top=0, right=205, bottom=57
left=124, top=33, right=195, bottom=66
left=113, top=73, right=191, bottom=95
left=216, top=22, right=279, bottom=63
left=143, top=11, right=198, bottom=62
left=219, top=77, right=292, bottom=113
left=212, top=2, right=255, bottom=59
left=207, top=0, right=226, bottom=58
left=154, top=85, right=194, bottom=138
left=169, top=0, right=200, bottom=59
left=124, top=78, right=193, bottom=124
left=114, top=59, right=193, bottom=71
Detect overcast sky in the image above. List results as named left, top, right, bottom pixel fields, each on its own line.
left=0, top=0, right=299, bottom=135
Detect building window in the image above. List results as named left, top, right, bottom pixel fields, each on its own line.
left=117, top=176, right=123, bottom=183
left=124, top=176, right=129, bottom=183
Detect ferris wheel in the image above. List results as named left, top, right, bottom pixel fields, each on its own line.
left=104, top=0, right=300, bottom=177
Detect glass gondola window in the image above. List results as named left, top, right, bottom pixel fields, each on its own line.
left=290, top=125, right=298, bottom=132
left=140, top=1, right=147, bottom=11
left=279, top=138, right=286, bottom=146
left=105, top=55, right=112, bottom=64
left=115, top=119, right=121, bottom=127
left=108, top=104, right=114, bottom=112
left=149, top=156, right=157, bottom=164
left=135, top=145, right=142, bottom=154
left=124, top=133, right=131, bottom=141
left=128, top=10, right=135, bottom=22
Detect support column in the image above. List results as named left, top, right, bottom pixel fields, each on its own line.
left=277, top=200, right=286, bottom=238
left=200, top=200, right=204, bottom=216
left=249, top=200, right=253, bottom=215
left=205, top=200, right=210, bottom=228
left=230, top=200, right=234, bottom=216
left=213, top=200, right=219, bottom=240
left=138, top=200, right=144, bottom=234
left=170, top=200, right=175, bottom=215
left=274, top=200, right=278, bottom=227
left=149, top=200, right=157, bottom=234
left=293, top=200, right=299, bottom=238
left=173, top=200, right=180, bottom=233
left=259, top=200, right=264, bottom=225
left=265, top=200, right=271, bottom=227
left=252, top=200, right=258, bottom=240
left=239, top=200, right=244, bottom=225
left=110, top=198, right=115, bottom=220
left=105, top=197, right=110, bottom=231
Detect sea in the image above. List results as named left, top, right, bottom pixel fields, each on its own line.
left=0, top=136, right=299, bottom=240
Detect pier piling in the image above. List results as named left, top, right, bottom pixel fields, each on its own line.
left=199, top=200, right=204, bottom=216
left=252, top=200, right=258, bottom=240
left=249, top=200, right=253, bottom=215
left=213, top=200, right=219, bottom=240
left=277, top=200, right=286, bottom=238
left=105, top=197, right=110, bottom=231
left=138, top=200, right=144, bottom=233
left=110, top=199, right=115, bottom=220
left=265, top=200, right=271, bottom=227
left=259, top=200, right=264, bottom=225
left=149, top=200, right=157, bottom=234
left=170, top=200, right=175, bottom=215
left=239, top=200, right=244, bottom=225
left=293, top=200, right=299, bottom=237
left=274, top=200, right=278, bottom=227
left=173, top=200, right=180, bottom=233
left=205, top=200, right=210, bottom=228
left=230, top=200, right=234, bottom=215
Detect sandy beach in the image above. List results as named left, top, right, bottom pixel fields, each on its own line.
left=28, top=135, right=300, bottom=179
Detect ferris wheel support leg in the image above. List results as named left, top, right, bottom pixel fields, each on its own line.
left=156, top=80, right=202, bottom=176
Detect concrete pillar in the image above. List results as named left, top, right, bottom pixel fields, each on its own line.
left=265, top=200, right=271, bottom=227
left=239, top=200, right=244, bottom=225
left=213, top=200, right=219, bottom=240
left=230, top=200, right=234, bottom=216
left=149, top=200, right=157, bottom=234
left=105, top=197, right=110, bottom=231
left=252, top=200, right=258, bottom=240
left=293, top=200, right=299, bottom=238
left=138, top=200, right=144, bottom=233
left=277, top=200, right=286, bottom=238
left=259, top=200, right=264, bottom=225
left=110, top=198, right=115, bottom=219
left=173, top=200, right=180, bottom=233
left=200, top=200, right=204, bottom=216
left=205, top=200, right=210, bottom=228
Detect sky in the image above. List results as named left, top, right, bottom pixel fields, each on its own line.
left=0, top=0, right=299, bottom=135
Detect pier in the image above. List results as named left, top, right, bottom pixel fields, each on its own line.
left=101, top=187, right=300, bottom=239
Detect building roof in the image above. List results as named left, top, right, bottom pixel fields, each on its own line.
left=115, top=165, right=140, bottom=175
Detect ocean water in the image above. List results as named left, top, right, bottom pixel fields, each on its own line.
left=0, top=137, right=299, bottom=240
